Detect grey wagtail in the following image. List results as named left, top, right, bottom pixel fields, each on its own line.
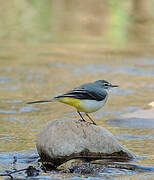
left=27, top=80, right=118, bottom=125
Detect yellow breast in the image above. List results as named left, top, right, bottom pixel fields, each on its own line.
left=57, top=97, right=84, bottom=112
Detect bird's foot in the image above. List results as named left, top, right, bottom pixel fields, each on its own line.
left=92, top=122, right=97, bottom=125
left=78, top=119, right=86, bottom=122
left=78, top=119, right=96, bottom=125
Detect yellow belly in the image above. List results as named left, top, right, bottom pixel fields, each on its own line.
left=57, top=97, right=85, bottom=112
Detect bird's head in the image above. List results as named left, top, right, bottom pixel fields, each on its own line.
left=94, top=80, right=118, bottom=90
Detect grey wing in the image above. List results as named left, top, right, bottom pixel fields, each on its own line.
left=55, top=86, right=107, bottom=101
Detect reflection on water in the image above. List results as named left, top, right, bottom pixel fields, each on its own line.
left=51, top=62, right=154, bottom=76
left=0, top=0, right=154, bottom=179
left=107, top=118, right=154, bottom=129
left=0, top=149, right=39, bottom=174
left=117, top=134, right=154, bottom=139
left=0, top=106, right=39, bottom=114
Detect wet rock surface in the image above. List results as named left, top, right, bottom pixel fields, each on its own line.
left=36, top=119, right=135, bottom=168
left=61, top=161, right=154, bottom=175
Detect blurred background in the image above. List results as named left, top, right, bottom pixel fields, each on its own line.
left=0, top=0, right=154, bottom=179
left=1, top=0, right=154, bottom=51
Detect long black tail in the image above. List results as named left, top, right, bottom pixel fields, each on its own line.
left=27, top=100, right=53, bottom=104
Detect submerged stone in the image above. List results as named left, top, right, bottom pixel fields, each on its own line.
left=36, top=119, right=135, bottom=168
left=107, top=108, right=154, bottom=128
left=147, top=101, right=154, bottom=108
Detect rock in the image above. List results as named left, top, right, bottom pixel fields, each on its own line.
left=57, top=159, right=85, bottom=171
left=147, top=101, right=154, bottom=109
left=36, top=119, right=135, bottom=168
left=107, top=108, right=154, bottom=128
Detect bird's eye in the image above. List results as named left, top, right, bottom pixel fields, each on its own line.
left=104, top=83, right=109, bottom=86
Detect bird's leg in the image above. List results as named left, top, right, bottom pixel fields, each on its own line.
left=77, top=111, right=86, bottom=122
left=85, top=113, right=96, bottom=125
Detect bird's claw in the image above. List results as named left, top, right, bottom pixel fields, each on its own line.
left=78, top=119, right=86, bottom=122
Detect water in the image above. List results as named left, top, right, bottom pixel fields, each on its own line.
left=0, top=1, right=154, bottom=179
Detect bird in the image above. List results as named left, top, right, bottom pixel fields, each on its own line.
left=27, top=80, right=118, bottom=125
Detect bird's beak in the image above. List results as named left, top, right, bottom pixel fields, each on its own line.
left=111, top=85, right=119, bottom=88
